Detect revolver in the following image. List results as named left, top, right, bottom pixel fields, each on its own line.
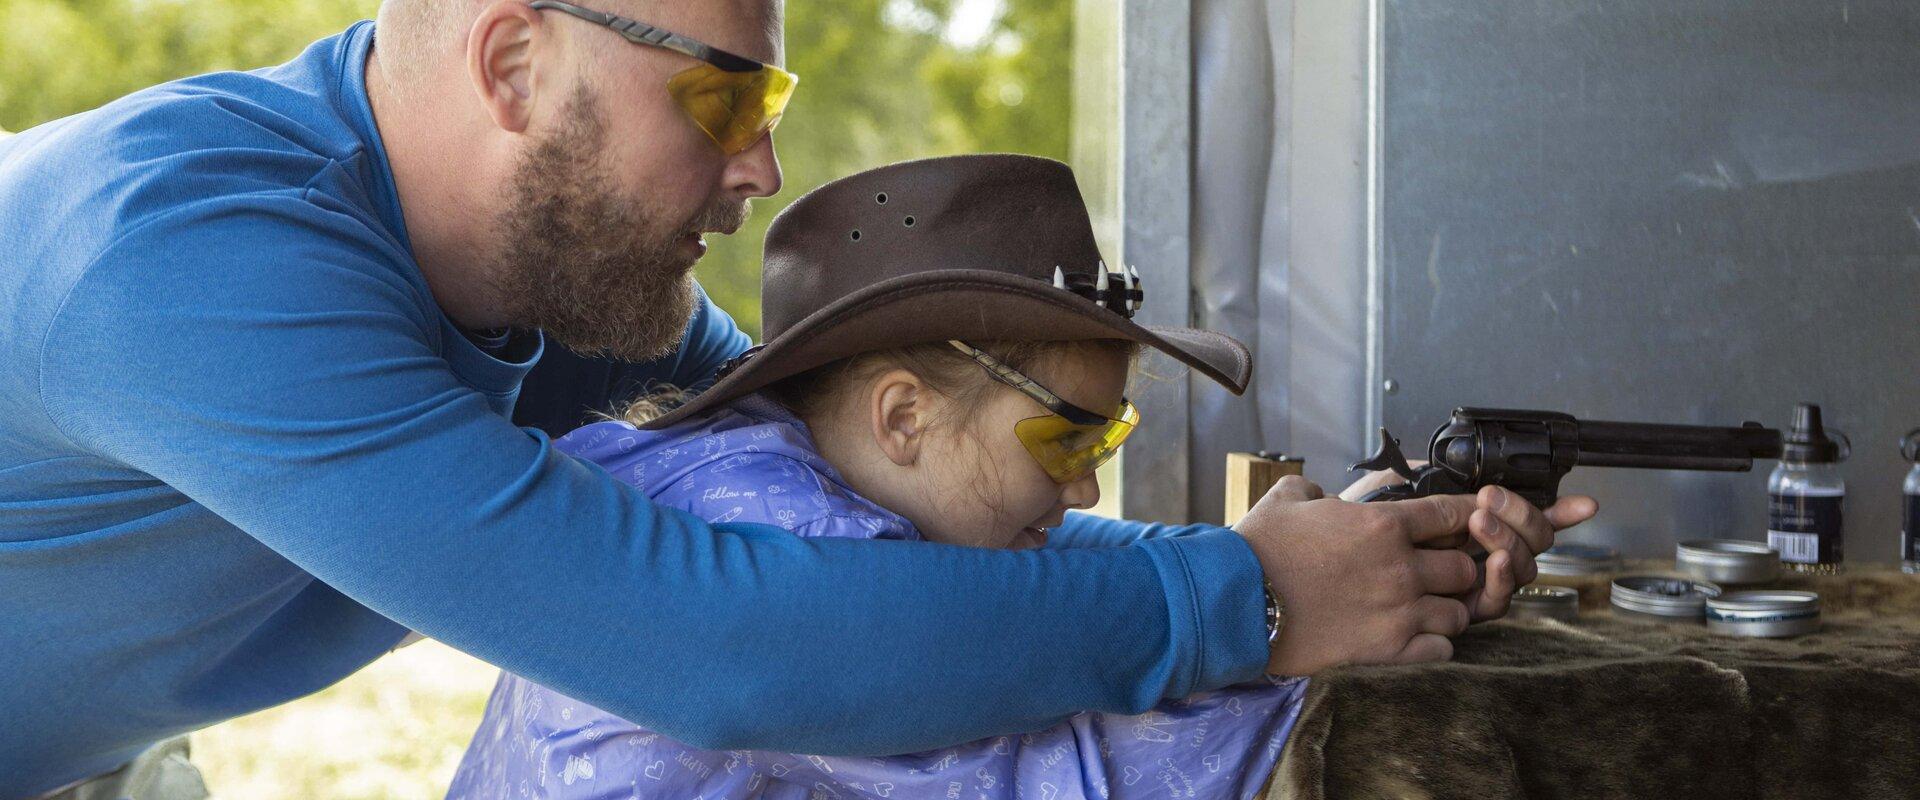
left=1350, top=408, right=1784, bottom=508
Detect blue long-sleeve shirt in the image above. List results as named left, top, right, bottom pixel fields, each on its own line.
left=0, top=23, right=1268, bottom=798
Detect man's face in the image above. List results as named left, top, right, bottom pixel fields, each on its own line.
left=494, top=0, right=783, bottom=360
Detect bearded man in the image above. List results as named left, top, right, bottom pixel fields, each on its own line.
left=0, top=1, right=1592, bottom=797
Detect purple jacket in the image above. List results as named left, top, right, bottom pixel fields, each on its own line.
left=447, top=396, right=1305, bottom=800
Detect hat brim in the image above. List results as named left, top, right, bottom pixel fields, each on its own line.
left=641, top=269, right=1251, bottom=429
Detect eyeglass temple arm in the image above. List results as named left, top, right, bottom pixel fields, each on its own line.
left=528, top=0, right=766, bottom=73
left=947, top=341, right=1113, bottom=426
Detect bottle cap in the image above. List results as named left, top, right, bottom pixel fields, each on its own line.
left=1902, top=428, right=1920, bottom=463
left=1782, top=403, right=1846, bottom=463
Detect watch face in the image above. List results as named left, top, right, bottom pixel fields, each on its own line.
left=1263, top=583, right=1283, bottom=641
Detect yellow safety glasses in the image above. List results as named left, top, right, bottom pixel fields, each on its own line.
left=665, top=63, right=798, bottom=155
left=530, top=1, right=799, bottom=155
left=949, top=341, right=1141, bottom=484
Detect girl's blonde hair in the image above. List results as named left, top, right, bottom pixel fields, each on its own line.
left=615, top=339, right=1140, bottom=428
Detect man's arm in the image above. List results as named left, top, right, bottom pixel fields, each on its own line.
left=1045, top=511, right=1215, bottom=549
left=38, top=197, right=1270, bottom=755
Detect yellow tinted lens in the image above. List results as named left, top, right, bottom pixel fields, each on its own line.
left=666, top=63, right=799, bottom=154
left=1013, top=401, right=1139, bottom=484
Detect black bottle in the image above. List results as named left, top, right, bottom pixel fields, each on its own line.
left=1766, top=403, right=1848, bottom=575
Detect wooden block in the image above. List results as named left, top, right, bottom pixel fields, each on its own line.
left=1225, top=452, right=1305, bottom=524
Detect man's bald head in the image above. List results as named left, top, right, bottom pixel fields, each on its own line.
left=374, top=0, right=783, bottom=93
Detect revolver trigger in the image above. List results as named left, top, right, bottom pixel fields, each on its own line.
left=1350, top=427, right=1419, bottom=481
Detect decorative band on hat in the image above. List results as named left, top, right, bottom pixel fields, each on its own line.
left=713, top=343, right=769, bottom=381
left=1050, top=263, right=1144, bottom=319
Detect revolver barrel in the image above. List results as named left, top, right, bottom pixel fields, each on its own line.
left=1573, top=419, right=1784, bottom=471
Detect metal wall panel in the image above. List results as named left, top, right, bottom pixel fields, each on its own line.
left=1376, top=1, right=1920, bottom=558
left=1183, top=0, right=1374, bottom=525
left=1072, top=0, right=1199, bottom=524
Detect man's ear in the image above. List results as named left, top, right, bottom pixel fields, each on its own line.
left=868, top=369, right=932, bottom=468
left=467, top=0, right=547, bottom=133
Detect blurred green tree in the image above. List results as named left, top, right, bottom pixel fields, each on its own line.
left=702, top=0, right=1074, bottom=336
left=0, top=0, right=1072, bottom=339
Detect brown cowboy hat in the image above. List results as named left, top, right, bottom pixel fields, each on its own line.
left=641, top=153, right=1251, bottom=429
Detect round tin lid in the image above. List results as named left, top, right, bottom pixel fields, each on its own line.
left=1681, top=537, right=1766, bottom=560
left=1611, top=575, right=1723, bottom=617
left=1676, top=539, right=1779, bottom=567
left=1708, top=590, right=1820, bottom=620
left=1538, top=544, right=1623, bottom=576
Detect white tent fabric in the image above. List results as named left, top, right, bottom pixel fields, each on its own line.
left=1184, top=0, right=1368, bottom=523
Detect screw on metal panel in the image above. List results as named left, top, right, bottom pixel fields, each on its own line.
left=1383, top=378, right=1399, bottom=395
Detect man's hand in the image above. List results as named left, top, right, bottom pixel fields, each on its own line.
left=1235, top=475, right=1481, bottom=675
left=1341, top=467, right=1599, bottom=620
left=1457, top=486, right=1597, bottom=620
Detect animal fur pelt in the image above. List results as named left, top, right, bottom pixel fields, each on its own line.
left=1264, top=565, right=1920, bottom=800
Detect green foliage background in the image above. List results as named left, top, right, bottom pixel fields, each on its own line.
left=0, top=0, right=1073, bottom=339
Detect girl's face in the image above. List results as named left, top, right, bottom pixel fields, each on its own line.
left=913, top=346, right=1132, bottom=550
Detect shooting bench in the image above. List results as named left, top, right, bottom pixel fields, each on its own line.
left=1221, top=454, right=1920, bottom=799
left=1261, top=565, right=1920, bottom=800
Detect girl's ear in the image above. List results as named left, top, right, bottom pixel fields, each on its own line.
left=868, top=369, right=931, bottom=467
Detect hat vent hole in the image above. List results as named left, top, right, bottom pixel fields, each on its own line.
left=875, top=193, right=888, bottom=204
left=903, top=216, right=916, bottom=227
left=850, top=230, right=861, bottom=241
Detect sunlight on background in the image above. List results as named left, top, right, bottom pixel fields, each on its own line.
left=192, top=642, right=497, bottom=799
left=0, top=0, right=1079, bottom=795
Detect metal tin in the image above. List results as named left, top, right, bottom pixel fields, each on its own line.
left=1537, top=544, right=1623, bottom=577
left=1675, top=539, right=1780, bottom=585
left=1707, top=591, right=1821, bottom=638
left=1610, top=575, right=1723, bottom=622
left=1508, top=585, right=1579, bottom=623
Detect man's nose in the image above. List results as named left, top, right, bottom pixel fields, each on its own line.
left=1060, top=472, right=1102, bottom=511
left=723, top=132, right=782, bottom=199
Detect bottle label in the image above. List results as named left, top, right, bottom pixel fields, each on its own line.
left=1767, top=492, right=1844, bottom=564
left=1905, top=494, right=1919, bottom=563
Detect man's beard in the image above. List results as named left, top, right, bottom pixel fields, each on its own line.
left=491, top=85, right=746, bottom=361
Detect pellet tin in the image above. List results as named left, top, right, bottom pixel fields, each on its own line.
left=1509, top=585, right=1580, bottom=623
left=1706, top=591, right=1821, bottom=638
left=1538, top=544, right=1623, bottom=577
left=1610, top=576, right=1723, bottom=623
left=1676, top=539, right=1780, bottom=585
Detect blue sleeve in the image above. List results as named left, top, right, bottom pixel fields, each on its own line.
left=37, top=196, right=1269, bottom=755
left=1046, top=511, right=1220, bottom=549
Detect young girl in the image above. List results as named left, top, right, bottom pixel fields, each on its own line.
left=448, top=155, right=1307, bottom=799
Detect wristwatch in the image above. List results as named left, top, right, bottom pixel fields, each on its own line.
left=1262, top=579, right=1285, bottom=645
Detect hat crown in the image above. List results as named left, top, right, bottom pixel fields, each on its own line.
left=634, top=154, right=1248, bottom=431
left=760, top=154, right=1109, bottom=338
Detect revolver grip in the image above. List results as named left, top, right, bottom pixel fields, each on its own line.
left=1513, top=486, right=1561, bottom=510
